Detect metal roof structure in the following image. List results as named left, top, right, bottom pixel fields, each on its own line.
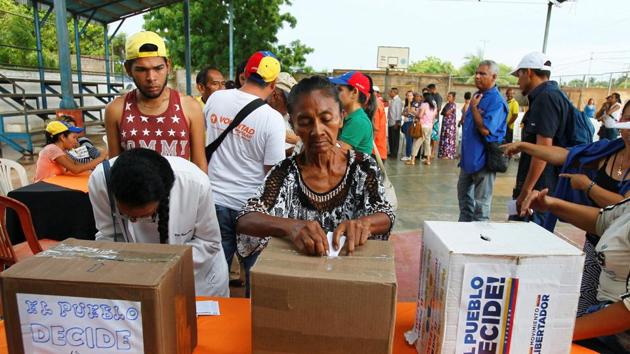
left=35, top=0, right=182, bottom=24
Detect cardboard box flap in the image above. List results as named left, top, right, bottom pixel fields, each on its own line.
left=252, top=238, right=396, bottom=284
left=425, top=221, right=583, bottom=256
left=0, top=238, right=188, bottom=288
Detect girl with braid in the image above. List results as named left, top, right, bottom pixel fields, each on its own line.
left=88, top=148, right=229, bottom=296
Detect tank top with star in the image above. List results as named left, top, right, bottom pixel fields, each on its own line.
left=119, top=89, right=191, bottom=159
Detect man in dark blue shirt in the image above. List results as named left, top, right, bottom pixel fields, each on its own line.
left=510, top=52, right=570, bottom=225
left=458, top=60, right=508, bottom=221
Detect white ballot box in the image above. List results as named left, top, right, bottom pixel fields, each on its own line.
left=407, top=222, right=584, bottom=354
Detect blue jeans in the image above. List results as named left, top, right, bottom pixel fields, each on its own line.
left=401, top=121, right=413, bottom=157
left=457, top=168, right=496, bottom=221
left=215, top=204, right=260, bottom=297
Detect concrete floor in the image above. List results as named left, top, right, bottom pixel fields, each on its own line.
left=4, top=135, right=585, bottom=301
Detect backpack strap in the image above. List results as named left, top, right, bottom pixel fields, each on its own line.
left=205, top=98, right=266, bottom=162
left=102, top=159, right=119, bottom=242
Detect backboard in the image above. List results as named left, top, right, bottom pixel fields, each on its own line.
left=377, top=46, right=410, bottom=70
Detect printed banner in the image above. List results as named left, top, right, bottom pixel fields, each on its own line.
left=17, top=293, right=144, bottom=354
left=455, top=264, right=519, bottom=354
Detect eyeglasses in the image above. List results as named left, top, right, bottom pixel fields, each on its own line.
left=113, top=212, right=158, bottom=224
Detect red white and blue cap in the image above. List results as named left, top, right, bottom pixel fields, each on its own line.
left=329, top=71, right=370, bottom=96
left=244, top=51, right=281, bottom=83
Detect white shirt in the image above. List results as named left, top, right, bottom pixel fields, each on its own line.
left=595, top=198, right=630, bottom=311
left=88, top=156, right=229, bottom=297
left=610, top=102, right=623, bottom=121
left=204, top=88, right=286, bottom=210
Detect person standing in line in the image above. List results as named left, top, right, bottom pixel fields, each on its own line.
left=406, top=92, right=436, bottom=166
left=438, top=92, right=457, bottom=159
left=203, top=51, right=286, bottom=296
left=195, top=67, right=226, bottom=106
left=267, top=72, right=300, bottom=156
left=104, top=31, right=207, bottom=172
left=597, top=93, right=623, bottom=141
left=457, top=91, right=472, bottom=158
left=364, top=77, right=388, bottom=160
left=329, top=71, right=375, bottom=155
left=510, top=52, right=571, bottom=225
left=458, top=60, right=507, bottom=221
left=400, top=91, right=416, bottom=161
left=505, top=87, right=520, bottom=143
left=387, top=88, right=403, bottom=158
left=584, top=98, right=596, bottom=119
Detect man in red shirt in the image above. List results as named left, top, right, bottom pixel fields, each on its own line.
left=104, top=31, right=207, bottom=172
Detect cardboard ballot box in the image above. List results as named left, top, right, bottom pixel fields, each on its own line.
left=251, top=238, right=397, bottom=354
left=409, top=222, right=584, bottom=354
left=0, top=238, right=197, bottom=354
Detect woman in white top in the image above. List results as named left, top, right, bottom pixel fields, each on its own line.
left=598, top=93, right=623, bottom=141
left=88, top=148, right=229, bottom=296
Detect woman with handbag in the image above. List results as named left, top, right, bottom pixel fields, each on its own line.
left=400, top=91, right=417, bottom=161
left=407, top=92, right=437, bottom=165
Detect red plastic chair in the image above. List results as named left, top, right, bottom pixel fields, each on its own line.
left=0, top=195, right=58, bottom=268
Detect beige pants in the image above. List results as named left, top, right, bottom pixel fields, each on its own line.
left=411, top=127, right=432, bottom=158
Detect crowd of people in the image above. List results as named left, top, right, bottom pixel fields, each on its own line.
left=30, top=30, right=629, bottom=352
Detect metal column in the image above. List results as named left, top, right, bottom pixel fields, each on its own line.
left=104, top=22, right=111, bottom=95
left=53, top=0, right=76, bottom=109
left=228, top=0, right=234, bottom=80
left=33, top=1, right=48, bottom=109
left=73, top=15, right=84, bottom=107
left=183, top=0, right=192, bottom=95
left=542, top=1, right=553, bottom=54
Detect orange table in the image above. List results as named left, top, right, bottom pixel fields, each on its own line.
left=6, top=173, right=95, bottom=243
left=0, top=298, right=598, bottom=353
left=43, top=173, right=90, bottom=193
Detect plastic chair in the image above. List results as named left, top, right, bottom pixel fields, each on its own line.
left=0, top=195, right=58, bottom=269
left=0, top=158, right=28, bottom=196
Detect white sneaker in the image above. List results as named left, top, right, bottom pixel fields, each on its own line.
left=400, top=156, right=410, bottom=161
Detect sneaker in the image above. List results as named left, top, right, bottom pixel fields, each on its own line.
left=400, top=156, right=410, bottom=161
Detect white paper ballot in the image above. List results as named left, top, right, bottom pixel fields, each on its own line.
left=196, top=300, right=220, bottom=316
left=604, top=116, right=630, bottom=129
left=507, top=199, right=518, bottom=216
left=326, top=231, right=346, bottom=257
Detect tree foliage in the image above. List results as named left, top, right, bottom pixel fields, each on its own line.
left=455, top=50, right=517, bottom=86
left=408, top=56, right=456, bottom=74
left=409, top=50, right=517, bottom=86
left=143, top=0, right=313, bottom=77
left=0, top=0, right=106, bottom=69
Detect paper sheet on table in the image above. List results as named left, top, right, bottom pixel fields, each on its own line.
left=326, top=232, right=346, bottom=257
left=196, top=300, right=220, bottom=316
left=507, top=199, right=518, bottom=216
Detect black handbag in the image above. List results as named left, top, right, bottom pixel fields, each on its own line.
left=484, top=141, right=508, bottom=173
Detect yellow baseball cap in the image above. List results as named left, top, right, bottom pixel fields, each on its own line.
left=125, top=31, right=168, bottom=61
left=244, top=51, right=281, bottom=83
left=46, top=121, right=83, bottom=135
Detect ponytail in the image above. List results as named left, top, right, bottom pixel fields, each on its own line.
left=363, top=74, right=378, bottom=120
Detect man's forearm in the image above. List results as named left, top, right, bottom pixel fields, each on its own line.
left=471, top=106, right=489, bottom=136
left=522, top=156, right=546, bottom=193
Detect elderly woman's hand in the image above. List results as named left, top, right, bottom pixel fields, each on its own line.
left=288, top=220, right=329, bottom=256
left=333, top=219, right=371, bottom=255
